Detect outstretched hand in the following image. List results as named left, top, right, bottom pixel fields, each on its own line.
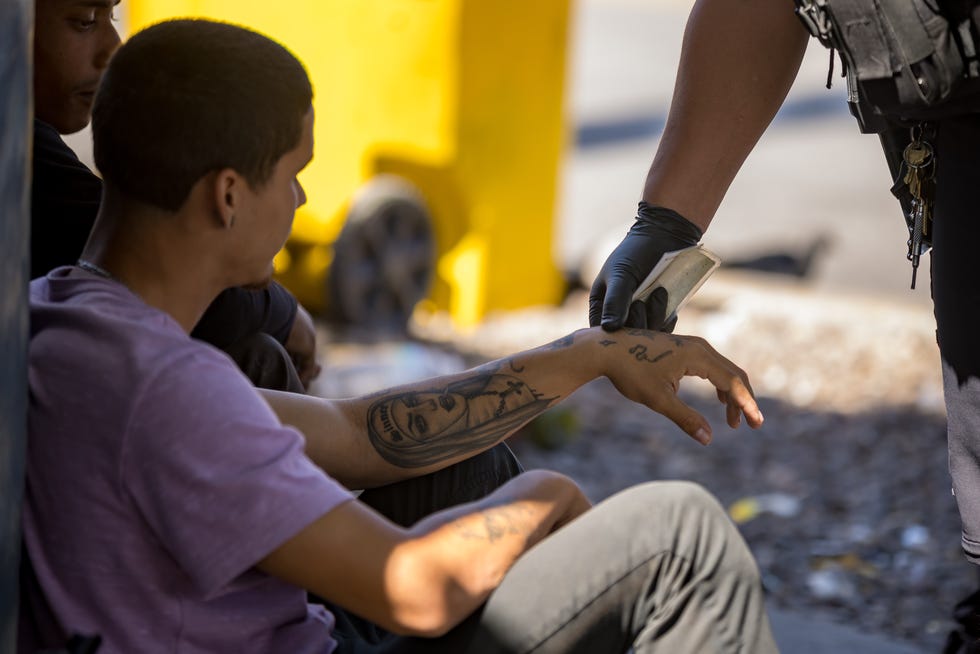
left=586, top=327, right=762, bottom=445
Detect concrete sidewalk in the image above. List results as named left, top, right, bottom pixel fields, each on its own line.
left=769, top=608, right=927, bottom=653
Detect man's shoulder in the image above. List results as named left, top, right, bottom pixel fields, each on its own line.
left=29, top=273, right=257, bottom=453
left=32, top=119, right=87, bottom=169
left=30, top=271, right=232, bottom=384
left=31, top=271, right=172, bottom=333
left=30, top=118, right=102, bottom=216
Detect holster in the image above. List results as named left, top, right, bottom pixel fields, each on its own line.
left=794, top=0, right=980, bottom=132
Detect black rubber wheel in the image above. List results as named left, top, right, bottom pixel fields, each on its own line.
left=327, top=176, right=436, bottom=331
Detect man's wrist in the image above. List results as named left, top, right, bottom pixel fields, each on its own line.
left=635, top=202, right=703, bottom=243
left=573, top=327, right=610, bottom=382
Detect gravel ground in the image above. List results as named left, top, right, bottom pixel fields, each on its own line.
left=316, top=270, right=972, bottom=652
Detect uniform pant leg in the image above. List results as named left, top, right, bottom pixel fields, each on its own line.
left=931, top=114, right=980, bottom=562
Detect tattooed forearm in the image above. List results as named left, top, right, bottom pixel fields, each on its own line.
left=547, top=333, right=576, bottom=351
left=623, top=328, right=659, bottom=342
left=367, top=373, right=557, bottom=468
left=454, top=503, right=533, bottom=543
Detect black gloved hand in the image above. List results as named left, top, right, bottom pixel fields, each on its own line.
left=588, top=202, right=702, bottom=332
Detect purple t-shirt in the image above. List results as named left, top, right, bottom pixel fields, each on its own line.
left=23, top=268, right=353, bottom=654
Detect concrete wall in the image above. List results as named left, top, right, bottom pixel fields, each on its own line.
left=0, top=0, right=33, bottom=649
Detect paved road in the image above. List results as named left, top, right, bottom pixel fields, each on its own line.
left=769, top=607, right=927, bottom=654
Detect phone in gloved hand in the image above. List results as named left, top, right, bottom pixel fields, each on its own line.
left=631, top=245, right=721, bottom=327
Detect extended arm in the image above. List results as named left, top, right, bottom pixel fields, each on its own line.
left=264, top=327, right=762, bottom=489
left=258, top=469, right=589, bottom=637
left=590, top=0, right=810, bottom=330
left=644, top=0, right=810, bottom=229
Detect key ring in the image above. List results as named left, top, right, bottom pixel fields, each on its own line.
left=902, top=139, right=934, bottom=169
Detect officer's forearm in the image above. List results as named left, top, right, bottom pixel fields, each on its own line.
left=643, top=0, right=809, bottom=230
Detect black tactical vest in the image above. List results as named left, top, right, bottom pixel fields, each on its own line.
left=794, top=0, right=980, bottom=132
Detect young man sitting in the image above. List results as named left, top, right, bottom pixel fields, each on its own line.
left=22, top=18, right=778, bottom=654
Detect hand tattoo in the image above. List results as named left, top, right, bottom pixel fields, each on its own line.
left=628, top=344, right=673, bottom=364
left=623, top=328, right=659, bottom=343
left=547, top=333, right=576, bottom=350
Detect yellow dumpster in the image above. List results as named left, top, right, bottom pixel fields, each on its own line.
left=125, top=1, right=571, bottom=329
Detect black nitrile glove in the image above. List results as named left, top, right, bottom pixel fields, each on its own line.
left=589, top=202, right=702, bottom=332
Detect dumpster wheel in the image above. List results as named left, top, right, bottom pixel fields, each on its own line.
left=327, top=175, right=436, bottom=331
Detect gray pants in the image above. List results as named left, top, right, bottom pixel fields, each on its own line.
left=336, top=480, right=776, bottom=654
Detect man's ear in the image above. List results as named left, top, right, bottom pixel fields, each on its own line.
left=211, top=168, right=242, bottom=229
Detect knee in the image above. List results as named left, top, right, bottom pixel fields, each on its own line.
left=614, top=480, right=731, bottom=538
left=654, top=482, right=760, bottom=574
left=227, top=332, right=288, bottom=364
left=630, top=480, right=725, bottom=518
left=223, top=332, right=304, bottom=393
left=619, top=481, right=760, bottom=573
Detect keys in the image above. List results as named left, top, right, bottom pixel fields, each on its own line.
left=902, top=130, right=935, bottom=289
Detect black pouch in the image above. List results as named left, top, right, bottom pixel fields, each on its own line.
left=795, top=0, right=980, bottom=132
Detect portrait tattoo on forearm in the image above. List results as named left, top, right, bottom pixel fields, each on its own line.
left=368, top=374, right=557, bottom=467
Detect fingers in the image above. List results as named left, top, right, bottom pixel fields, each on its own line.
left=300, top=361, right=322, bottom=387
left=726, top=397, right=742, bottom=429
left=645, top=287, right=671, bottom=332
left=589, top=276, right=635, bottom=330
left=588, top=279, right=605, bottom=327
left=681, top=336, right=755, bottom=401
left=626, top=300, right=648, bottom=330
left=715, top=388, right=743, bottom=428
left=689, top=335, right=755, bottom=399
left=659, top=335, right=761, bottom=430
left=599, top=277, right=638, bottom=331
left=614, top=288, right=675, bottom=333
left=686, top=347, right=764, bottom=429
left=654, top=391, right=713, bottom=446
left=605, top=330, right=762, bottom=440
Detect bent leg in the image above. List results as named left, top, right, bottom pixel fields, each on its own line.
left=222, top=332, right=306, bottom=394
left=358, top=442, right=524, bottom=527
left=394, top=481, right=774, bottom=654
left=472, top=481, right=773, bottom=653
left=331, top=443, right=524, bottom=649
